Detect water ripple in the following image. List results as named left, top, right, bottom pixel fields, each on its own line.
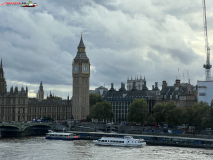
left=0, top=137, right=212, bottom=160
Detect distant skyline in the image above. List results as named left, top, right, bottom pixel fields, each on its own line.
left=1, top=0, right=213, bottom=99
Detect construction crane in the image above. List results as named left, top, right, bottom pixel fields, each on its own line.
left=202, top=0, right=212, bottom=80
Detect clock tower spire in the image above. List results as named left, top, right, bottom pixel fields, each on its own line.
left=72, top=35, right=90, bottom=120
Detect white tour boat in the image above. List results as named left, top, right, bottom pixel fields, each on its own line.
left=46, top=130, right=80, bottom=140
left=93, top=136, right=146, bottom=147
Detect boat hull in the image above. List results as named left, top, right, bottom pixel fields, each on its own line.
left=93, top=140, right=146, bottom=147
left=46, top=137, right=80, bottom=140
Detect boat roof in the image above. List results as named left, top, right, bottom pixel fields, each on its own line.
left=100, top=136, right=136, bottom=140
left=47, top=132, right=73, bottom=136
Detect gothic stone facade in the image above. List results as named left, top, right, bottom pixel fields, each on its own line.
left=127, top=75, right=145, bottom=91
left=27, top=97, right=72, bottom=121
left=72, top=35, right=90, bottom=120
left=0, top=59, right=28, bottom=122
left=0, top=59, right=72, bottom=122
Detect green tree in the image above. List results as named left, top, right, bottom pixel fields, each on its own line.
left=153, top=102, right=166, bottom=123
left=127, top=99, right=149, bottom=124
left=89, top=93, right=103, bottom=108
left=90, top=102, right=103, bottom=120
left=28, top=97, right=37, bottom=101
left=192, top=101, right=209, bottom=129
left=183, top=107, right=194, bottom=125
left=147, top=115, right=156, bottom=125
left=167, top=107, right=184, bottom=126
left=86, top=115, right=92, bottom=122
left=89, top=100, right=114, bottom=122
left=101, top=101, right=114, bottom=121
left=55, top=96, right=62, bottom=100
left=163, top=101, right=177, bottom=124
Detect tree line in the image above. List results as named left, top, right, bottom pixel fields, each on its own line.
left=128, top=99, right=213, bottom=130
left=88, top=93, right=213, bottom=130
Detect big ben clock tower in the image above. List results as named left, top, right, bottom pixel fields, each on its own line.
left=72, top=35, right=90, bottom=120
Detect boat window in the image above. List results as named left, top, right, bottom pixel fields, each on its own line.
left=101, top=140, right=104, bottom=142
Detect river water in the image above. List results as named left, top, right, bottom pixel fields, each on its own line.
left=0, top=136, right=212, bottom=160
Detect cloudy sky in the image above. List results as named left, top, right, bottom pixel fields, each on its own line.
left=1, top=0, right=213, bottom=99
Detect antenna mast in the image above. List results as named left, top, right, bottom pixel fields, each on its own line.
left=203, top=0, right=212, bottom=80
left=187, top=70, right=189, bottom=83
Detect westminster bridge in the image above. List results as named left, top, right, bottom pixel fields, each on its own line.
left=0, top=122, right=54, bottom=137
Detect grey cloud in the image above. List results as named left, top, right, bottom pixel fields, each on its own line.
left=0, top=0, right=210, bottom=98
left=150, top=45, right=201, bottom=64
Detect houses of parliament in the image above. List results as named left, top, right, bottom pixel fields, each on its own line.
left=0, top=35, right=90, bottom=122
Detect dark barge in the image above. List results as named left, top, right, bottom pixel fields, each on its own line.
left=68, top=131, right=213, bottom=149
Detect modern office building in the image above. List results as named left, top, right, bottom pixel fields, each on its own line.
left=197, top=80, right=213, bottom=106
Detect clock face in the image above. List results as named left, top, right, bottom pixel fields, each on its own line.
left=83, top=65, right=88, bottom=72
left=74, top=65, right=78, bottom=72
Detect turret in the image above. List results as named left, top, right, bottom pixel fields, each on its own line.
left=109, top=83, right=115, bottom=91
left=131, top=82, right=137, bottom=91
left=26, top=86, right=28, bottom=96
left=0, top=58, right=7, bottom=95
left=15, top=86, right=18, bottom=95
left=10, top=86, right=13, bottom=94
left=74, top=34, right=88, bottom=60
left=39, top=81, right=43, bottom=91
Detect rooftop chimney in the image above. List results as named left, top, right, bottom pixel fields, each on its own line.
left=142, top=81, right=148, bottom=90
left=162, top=81, right=167, bottom=88
left=110, top=83, right=115, bottom=91
left=119, top=82, right=126, bottom=91
left=176, top=79, right=180, bottom=87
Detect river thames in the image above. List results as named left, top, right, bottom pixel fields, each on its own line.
left=0, top=136, right=212, bottom=160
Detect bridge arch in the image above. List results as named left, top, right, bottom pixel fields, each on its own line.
left=0, top=126, right=22, bottom=137
left=24, top=124, right=53, bottom=135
